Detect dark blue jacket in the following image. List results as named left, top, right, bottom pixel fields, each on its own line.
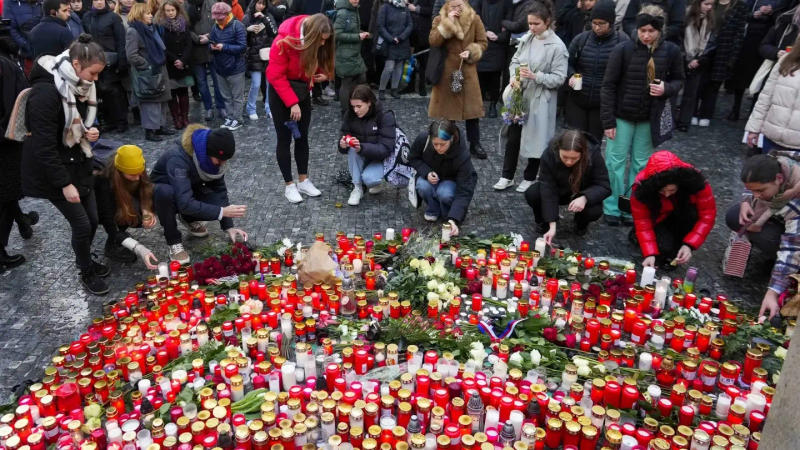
left=3, top=0, right=44, bottom=58
left=150, top=125, right=234, bottom=230
left=30, top=16, right=74, bottom=58
left=67, top=12, right=82, bottom=39
left=209, top=17, right=246, bottom=76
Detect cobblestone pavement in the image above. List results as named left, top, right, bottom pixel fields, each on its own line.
left=0, top=92, right=769, bottom=400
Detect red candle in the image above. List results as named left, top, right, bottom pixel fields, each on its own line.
left=625, top=269, right=636, bottom=284
left=657, top=398, right=672, bottom=417
left=630, top=320, right=647, bottom=345
left=622, top=308, right=637, bottom=333
left=620, top=386, right=639, bottom=409
left=678, top=405, right=694, bottom=426
left=604, top=381, right=621, bottom=408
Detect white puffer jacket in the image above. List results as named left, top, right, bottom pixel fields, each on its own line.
left=746, top=58, right=800, bottom=150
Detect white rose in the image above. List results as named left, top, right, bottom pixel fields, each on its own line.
left=449, top=286, right=461, bottom=296
left=427, top=292, right=440, bottom=303
left=419, top=259, right=431, bottom=271
left=572, top=357, right=589, bottom=368
left=773, top=372, right=780, bottom=385
left=775, top=347, right=788, bottom=359
left=422, top=268, right=434, bottom=277
left=432, top=265, right=447, bottom=278
left=594, top=364, right=606, bottom=374
left=577, top=365, right=591, bottom=377
left=509, top=352, right=523, bottom=367
left=409, top=258, right=421, bottom=269
left=568, top=266, right=579, bottom=276
left=530, top=349, right=541, bottom=367
left=567, top=256, right=578, bottom=264
left=438, top=284, right=449, bottom=294
left=427, top=280, right=438, bottom=290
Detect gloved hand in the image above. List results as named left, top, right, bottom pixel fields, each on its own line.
left=134, top=244, right=159, bottom=270
left=226, top=228, right=249, bottom=242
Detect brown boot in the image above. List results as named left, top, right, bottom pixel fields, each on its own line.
left=179, top=92, right=190, bottom=129
left=168, top=98, right=183, bottom=129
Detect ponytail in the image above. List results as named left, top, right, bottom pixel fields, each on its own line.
left=69, top=33, right=106, bottom=68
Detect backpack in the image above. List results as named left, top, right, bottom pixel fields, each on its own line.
left=382, top=111, right=416, bottom=187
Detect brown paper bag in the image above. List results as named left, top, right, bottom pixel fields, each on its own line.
left=297, top=241, right=337, bottom=286
left=780, top=274, right=800, bottom=318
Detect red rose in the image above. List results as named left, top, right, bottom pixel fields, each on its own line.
left=565, top=333, right=577, bottom=348
left=542, top=327, right=558, bottom=342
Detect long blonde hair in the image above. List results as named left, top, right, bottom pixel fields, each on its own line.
left=277, top=13, right=335, bottom=78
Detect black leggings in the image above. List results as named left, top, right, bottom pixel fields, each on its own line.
left=0, top=199, right=25, bottom=248
left=50, top=191, right=98, bottom=273
left=465, top=118, right=480, bottom=146
left=269, top=85, right=312, bottom=182
left=502, top=124, right=540, bottom=180
left=478, top=71, right=502, bottom=103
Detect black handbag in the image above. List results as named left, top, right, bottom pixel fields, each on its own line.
left=131, top=65, right=166, bottom=100
left=618, top=184, right=633, bottom=214
left=425, top=46, right=445, bottom=85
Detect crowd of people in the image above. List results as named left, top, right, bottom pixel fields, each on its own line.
left=2, top=0, right=800, bottom=318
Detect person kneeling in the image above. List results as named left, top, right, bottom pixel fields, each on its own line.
left=150, top=124, right=248, bottom=264
left=408, top=120, right=478, bottom=236
left=630, top=151, right=716, bottom=268
left=340, top=85, right=396, bottom=206
left=96, top=145, right=159, bottom=268
left=525, top=129, right=611, bottom=245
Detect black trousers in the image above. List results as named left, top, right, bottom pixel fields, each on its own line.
left=502, top=124, right=540, bottom=180
left=478, top=71, right=502, bottom=102
left=269, top=85, right=312, bottom=182
left=98, top=79, right=128, bottom=128
left=524, top=182, right=603, bottom=227
left=466, top=118, right=480, bottom=146
left=50, top=191, right=98, bottom=273
left=678, top=67, right=708, bottom=126
left=0, top=200, right=24, bottom=248
left=153, top=183, right=227, bottom=245
left=632, top=210, right=699, bottom=265
left=564, top=94, right=603, bottom=141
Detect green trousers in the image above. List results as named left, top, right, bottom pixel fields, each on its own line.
left=602, top=118, right=653, bottom=217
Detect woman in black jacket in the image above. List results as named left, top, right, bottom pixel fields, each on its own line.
left=377, top=0, right=414, bottom=99
left=21, top=35, right=110, bottom=295
left=476, top=0, right=513, bottom=118
left=760, top=6, right=799, bottom=63
left=339, top=85, right=397, bottom=206
left=157, top=0, right=194, bottom=130
left=243, top=0, right=278, bottom=120
left=408, top=119, right=478, bottom=235
left=82, top=0, right=129, bottom=132
left=556, top=0, right=594, bottom=46
left=525, top=129, right=611, bottom=243
left=564, top=0, right=626, bottom=140
left=405, top=0, right=434, bottom=96
left=600, top=5, right=684, bottom=225
left=701, top=0, right=747, bottom=123
left=676, top=0, right=714, bottom=131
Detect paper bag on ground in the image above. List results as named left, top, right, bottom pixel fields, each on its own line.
left=297, top=241, right=337, bottom=286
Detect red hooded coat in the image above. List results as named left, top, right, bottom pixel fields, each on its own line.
left=630, top=151, right=716, bottom=257
left=266, top=15, right=326, bottom=108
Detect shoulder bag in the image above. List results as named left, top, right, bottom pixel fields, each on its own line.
left=131, top=65, right=166, bottom=100
left=425, top=46, right=445, bottom=85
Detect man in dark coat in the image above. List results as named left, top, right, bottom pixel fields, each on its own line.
left=30, top=0, right=74, bottom=58
left=401, top=0, right=433, bottom=95
left=474, top=0, right=512, bottom=117
left=150, top=124, right=248, bottom=264
left=3, top=0, right=43, bottom=66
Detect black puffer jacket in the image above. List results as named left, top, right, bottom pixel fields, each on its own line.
left=408, top=129, right=478, bottom=225
left=567, top=29, right=628, bottom=108
left=709, top=0, right=748, bottom=82
left=475, top=0, right=513, bottom=72
left=760, top=7, right=799, bottom=61
left=161, top=21, right=194, bottom=80
left=82, top=6, right=128, bottom=70
left=22, top=63, right=94, bottom=200
left=243, top=9, right=278, bottom=72
left=339, top=103, right=396, bottom=162
left=536, top=134, right=611, bottom=223
left=600, top=38, right=684, bottom=129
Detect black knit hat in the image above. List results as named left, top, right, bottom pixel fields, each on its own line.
left=206, top=128, right=235, bottom=161
left=591, top=0, right=616, bottom=24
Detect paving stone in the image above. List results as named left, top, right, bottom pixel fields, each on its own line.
left=0, top=92, right=768, bottom=401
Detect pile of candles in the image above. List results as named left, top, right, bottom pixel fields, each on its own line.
left=0, top=229, right=791, bottom=450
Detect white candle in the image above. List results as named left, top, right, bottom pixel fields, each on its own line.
left=638, top=353, right=652, bottom=371
left=385, top=228, right=395, bottom=241
left=641, top=266, right=656, bottom=286
left=281, top=362, right=296, bottom=391
left=496, top=282, right=508, bottom=299
left=157, top=262, right=169, bottom=279
left=654, top=285, right=667, bottom=310
left=715, top=393, right=731, bottom=419
left=621, top=435, right=637, bottom=450
left=650, top=334, right=665, bottom=350
left=137, top=379, right=151, bottom=395
left=352, top=258, right=363, bottom=274
left=647, top=385, right=661, bottom=404
left=484, top=408, right=499, bottom=431
left=751, top=381, right=766, bottom=395
left=509, top=410, right=524, bottom=440
left=745, top=393, right=766, bottom=418
left=269, top=370, right=281, bottom=393
left=534, top=238, right=547, bottom=255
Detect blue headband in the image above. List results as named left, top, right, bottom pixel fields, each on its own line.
left=437, top=128, right=452, bottom=141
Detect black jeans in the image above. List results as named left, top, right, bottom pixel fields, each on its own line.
left=634, top=209, right=699, bottom=265
left=0, top=200, right=25, bottom=248
left=465, top=118, right=480, bottom=146
left=269, top=85, right=312, bottom=182
left=564, top=94, right=603, bottom=141
left=98, top=78, right=128, bottom=129
left=725, top=202, right=783, bottom=256
left=524, top=182, right=603, bottom=227
left=50, top=191, right=98, bottom=273
left=678, top=66, right=706, bottom=126
left=154, top=183, right=227, bottom=245
left=697, top=79, right=721, bottom=119
left=478, top=71, right=502, bottom=102
left=502, top=124, right=540, bottom=180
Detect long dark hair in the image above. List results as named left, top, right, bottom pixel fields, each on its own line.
left=102, top=162, right=154, bottom=227
left=551, top=129, right=590, bottom=195
left=685, top=0, right=714, bottom=31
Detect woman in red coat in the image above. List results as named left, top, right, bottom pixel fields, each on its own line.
left=630, top=151, right=716, bottom=268
left=266, top=13, right=334, bottom=204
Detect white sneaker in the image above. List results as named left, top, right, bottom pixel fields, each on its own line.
left=698, top=119, right=710, bottom=127
left=424, top=213, right=438, bottom=222
left=368, top=183, right=384, bottom=194
left=348, top=186, right=363, bottom=206
left=285, top=183, right=303, bottom=203
left=493, top=178, right=515, bottom=190
left=249, top=113, right=259, bottom=121
left=221, top=118, right=232, bottom=129
left=169, top=243, right=190, bottom=264
left=227, top=119, right=242, bottom=131
left=691, top=117, right=699, bottom=126
left=180, top=218, right=209, bottom=237
left=297, top=179, right=321, bottom=197
left=516, top=180, right=534, bottom=192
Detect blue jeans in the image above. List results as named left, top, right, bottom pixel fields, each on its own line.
left=416, top=178, right=456, bottom=219
left=247, top=71, right=271, bottom=116
left=193, top=63, right=226, bottom=112
left=348, top=148, right=384, bottom=188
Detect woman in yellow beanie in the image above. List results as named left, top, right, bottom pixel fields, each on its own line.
left=94, top=145, right=159, bottom=268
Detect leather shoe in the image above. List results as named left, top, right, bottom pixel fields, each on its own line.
left=488, top=102, right=498, bottom=118
left=470, top=143, right=487, bottom=160
left=156, top=127, right=176, bottom=136
left=312, top=96, right=330, bottom=106
left=145, top=129, right=163, bottom=142
left=0, top=248, right=25, bottom=269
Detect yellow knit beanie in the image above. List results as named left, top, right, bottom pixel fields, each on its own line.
left=114, top=145, right=146, bottom=175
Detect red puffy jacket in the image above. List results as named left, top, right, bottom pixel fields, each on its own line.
left=266, top=15, right=325, bottom=108
left=631, top=151, right=716, bottom=257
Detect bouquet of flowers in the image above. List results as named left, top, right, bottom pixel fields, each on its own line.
left=501, top=66, right=528, bottom=125
left=192, top=242, right=256, bottom=284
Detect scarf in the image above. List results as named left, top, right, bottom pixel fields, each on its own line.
left=131, top=20, right=166, bottom=66
left=120, top=4, right=131, bottom=14
left=191, top=129, right=226, bottom=181
left=684, top=17, right=710, bottom=60
left=391, top=0, right=406, bottom=8
left=37, top=52, right=97, bottom=158
left=162, top=16, right=187, bottom=33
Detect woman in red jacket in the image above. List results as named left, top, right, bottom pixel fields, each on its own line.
left=630, top=151, right=716, bottom=268
left=266, top=13, right=334, bottom=204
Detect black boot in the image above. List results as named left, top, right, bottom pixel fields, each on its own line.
left=390, top=88, right=401, bottom=99
left=488, top=102, right=498, bottom=118
left=145, top=129, right=163, bottom=142
left=0, top=248, right=25, bottom=269
left=17, top=211, right=38, bottom=240
left=81, top=269, right=110, bottom=295
left=470, top=142, right=488, bottom=160
left=156, top=127, right=176, bottom=136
